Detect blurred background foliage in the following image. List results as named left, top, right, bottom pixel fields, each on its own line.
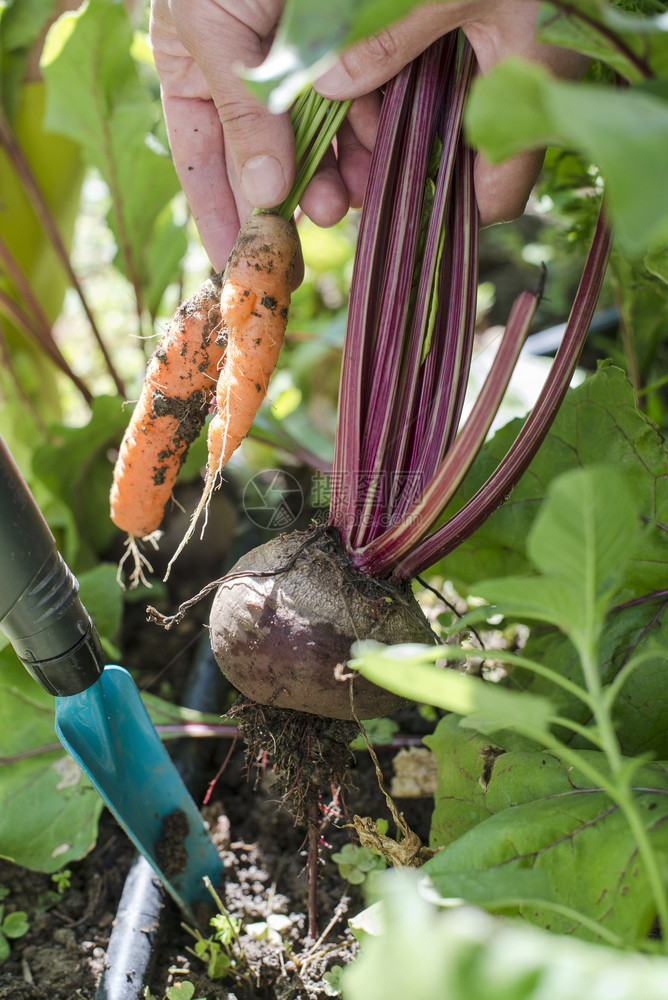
left=0, top=0, right=665, bottom=636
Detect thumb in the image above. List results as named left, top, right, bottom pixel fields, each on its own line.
left=315, top=2, right=484, bottom=98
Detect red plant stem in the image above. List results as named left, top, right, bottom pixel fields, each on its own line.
left=392, top=141, right=477, bottom=523
left=0, top=233, right=54, bottom=334
left=612, top=589, right=668, bottom=613
left=0, top=285, right=94, bottom=404
left=0, top=233, right=95, bottom=403
left=0, top=727, right=426, bottom=768
left=0, top=107, right=127, bottom=397
left=307, top=798, right=319, bottom=940
left=332, top=35, right=474, bottom=549
left=329, top=68, right=413, bottom=540
left=353, top=43, right=454, bottom=536
left=393, top=205, right=613, bottom=581
left=363, top=48, right=477, bottom=546
left=329, top=29, right=611, bottom=586
left=354, top=285, right=542, bottom=576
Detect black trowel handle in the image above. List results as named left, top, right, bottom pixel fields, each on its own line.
left=0, top=434, right=103, bottom=696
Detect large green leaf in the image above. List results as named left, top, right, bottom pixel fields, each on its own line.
left=0, top=560, right=123, bottom=871
left=426, top=714, right=503, bottom=846
left=427, top=789, right=666, bottom=942
left=425, top=717, right=668, bottom=943
left=440, top=365, right=668, bottom=601
left=0, top=647, right=103, bottom=873
left=0, top=0, right=55, bottom=117
left=465, top=59, right=668, bottom=254
left=433, top=368, right=668, bottom=758
left=473, top=466, right=642, bottom=657
left=505, top=598, right=668, bottom=759
left=40, top=0, right=185, bottom=315
left=527, top=466, right=638, bottom=593
left=343, top=872, right=668, bottom=1000
left=31, top=395, right=128, bottom=570
left=537, top=1, right=668, bottom=82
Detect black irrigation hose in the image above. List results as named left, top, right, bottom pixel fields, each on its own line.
left=96, top=520, right=258, bottom=1000
left=95, top=855, right=166, bottom=999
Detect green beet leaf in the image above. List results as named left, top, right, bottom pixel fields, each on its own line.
left=537, top=1, right=668, bottom=83
left=425, top=716, right=668, bottom=944
left=426, top=789, right=666, bottom=943
left=40, top=0, right=185, bottom=316
left=465, top=59, right=668, bottom=254
left=473, top=465, right=642, bottom=658
left=0, top=0, right=55, bottom=118
left=242, top=0, right=424, bottom=106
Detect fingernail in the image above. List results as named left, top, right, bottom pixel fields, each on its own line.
left=314, top=60, right=351, bottom=97
left=241, top=155, right=286, bottom=207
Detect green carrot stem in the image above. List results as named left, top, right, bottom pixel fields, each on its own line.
left=275, top=91, right=352, bottom=220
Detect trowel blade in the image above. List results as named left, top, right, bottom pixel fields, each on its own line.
left=55, top=664, right=222, bottom=924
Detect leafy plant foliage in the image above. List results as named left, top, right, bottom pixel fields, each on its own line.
left=343, top=873, right=668, bottom=1000
left=352, top=365, right=668, bottom=949
left=41, top=0, right=186, bottom=318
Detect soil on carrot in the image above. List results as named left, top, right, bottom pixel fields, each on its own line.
left=0, top=488, right=437, bottom=1000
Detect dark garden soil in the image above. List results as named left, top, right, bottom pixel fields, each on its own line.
left=0, top=699, right=434, bottom=1000
left=0, top=485, right=438, bottom=1000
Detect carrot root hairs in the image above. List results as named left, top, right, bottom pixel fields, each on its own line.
left=163, top=212, right=299, bottom=581
left=116, top=531, right=161, bottom=590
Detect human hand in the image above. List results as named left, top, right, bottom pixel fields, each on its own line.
left=316, top=1, right=587, bottom=226
left=150, top=0, right=586, bottom=271
left=151, top=0, right=373, bottom=274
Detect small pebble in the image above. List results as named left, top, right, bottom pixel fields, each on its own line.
left=53, top=927, right=77, bottom=950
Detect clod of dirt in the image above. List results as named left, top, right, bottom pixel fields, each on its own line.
left=154, top=808, right=189, bottom=878
left=209, top=526, right=436, bottom=720
left=233, top=698, right=359, bottom=815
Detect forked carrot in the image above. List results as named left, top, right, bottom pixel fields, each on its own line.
left=110, top=275, right=225, bottom=587
left=164, top=212, right=299, bottom=579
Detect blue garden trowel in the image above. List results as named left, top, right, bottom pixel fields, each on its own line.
left=0, top=434, right=222, bottom=925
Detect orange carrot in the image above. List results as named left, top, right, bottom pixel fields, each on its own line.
left=164, top=212, right=299, bottom=578
left=110, top=275, right=225, bottom=586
